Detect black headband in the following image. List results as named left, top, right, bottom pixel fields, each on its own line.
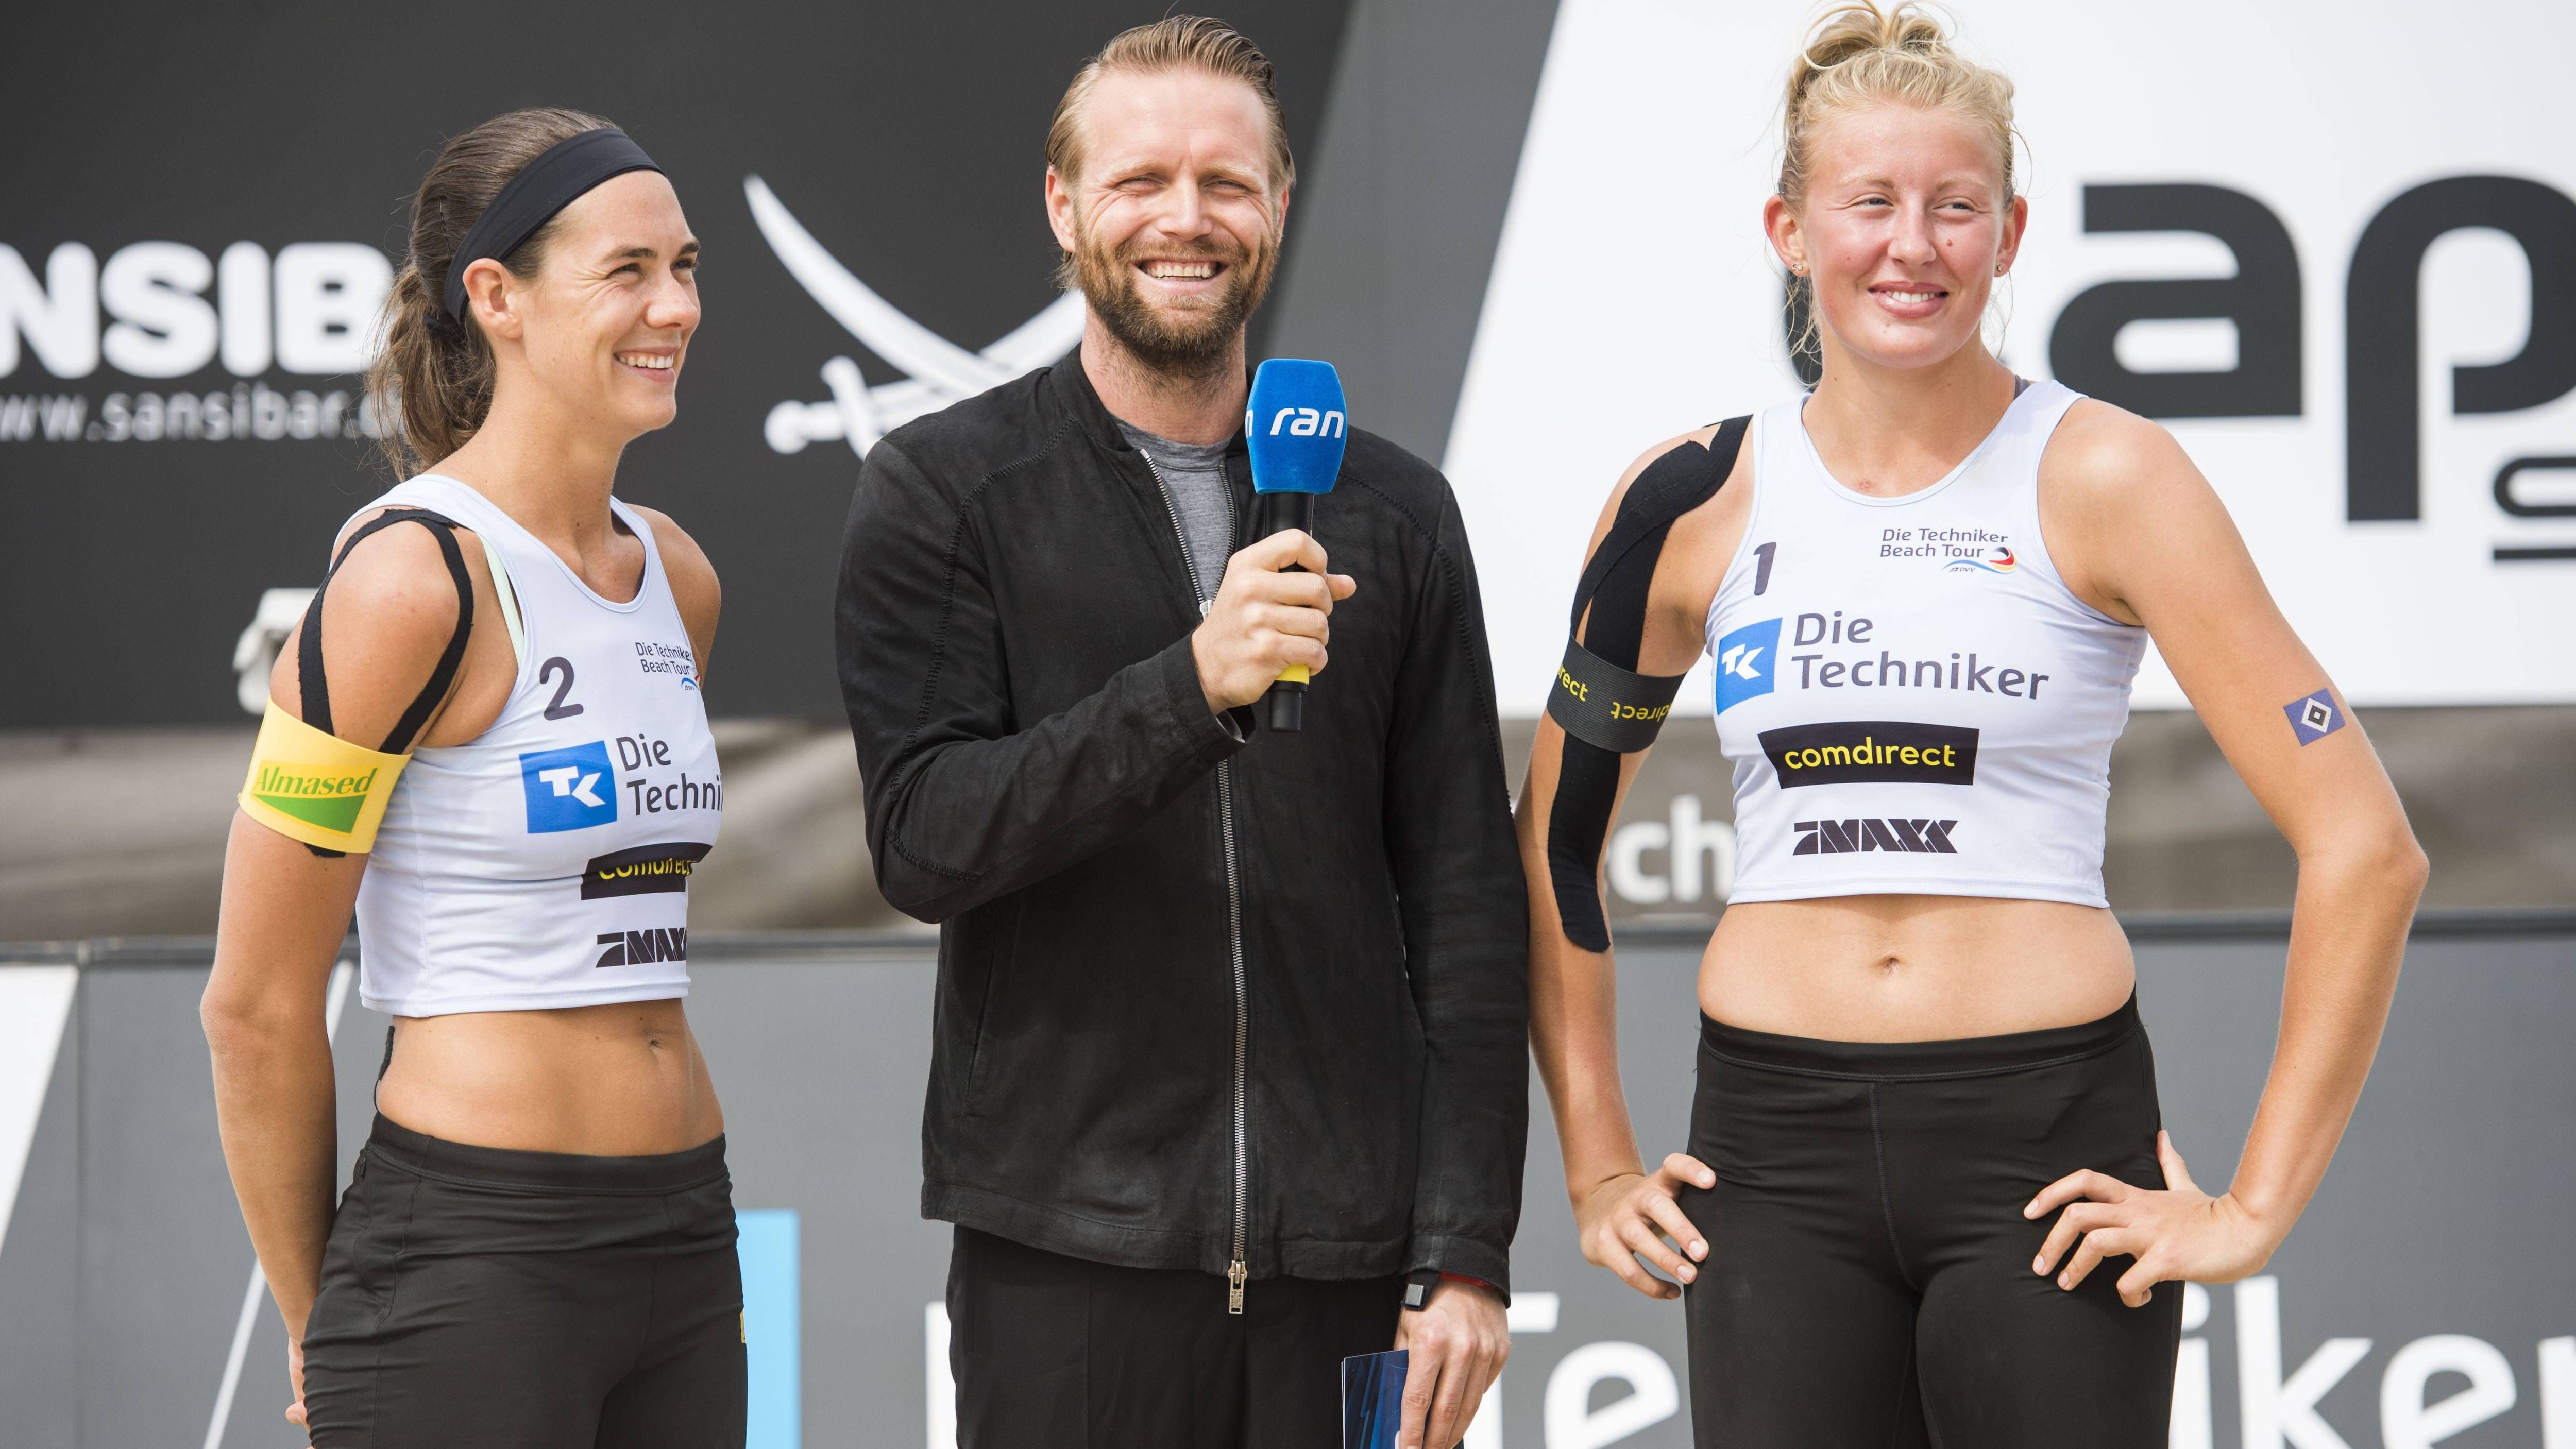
left=442, top=127, right=662, bottom=320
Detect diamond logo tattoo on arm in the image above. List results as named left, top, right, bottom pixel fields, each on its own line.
left=2284, top=689, right=2345, bottom=746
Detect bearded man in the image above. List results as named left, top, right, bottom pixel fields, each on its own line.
left=834, top=16, right=1526, bottom=1449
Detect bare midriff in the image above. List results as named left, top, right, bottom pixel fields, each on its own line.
left=376, top=998, right=723, bottom=1156
left=1701, top=895, right=2135, bottom=1043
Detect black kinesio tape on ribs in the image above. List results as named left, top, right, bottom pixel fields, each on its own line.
left=1545, top=416, right=1749, bottom=952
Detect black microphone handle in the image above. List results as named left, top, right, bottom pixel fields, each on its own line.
left=1252, top=491, right=1316, bottom=732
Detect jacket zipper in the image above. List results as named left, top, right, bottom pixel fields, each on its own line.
left=1136, top=451, right=1253, bottom=1315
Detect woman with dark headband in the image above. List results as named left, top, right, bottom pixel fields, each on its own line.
left=202, top=109, right=738, bottom=1445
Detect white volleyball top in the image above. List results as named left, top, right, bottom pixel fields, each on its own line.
left=354, top=474, right=722, bottom=1016
left=1704, top=380, right=2145, bottom=906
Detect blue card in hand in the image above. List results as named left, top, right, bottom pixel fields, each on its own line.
left=1342, top=1349, right=1409, bottom=1449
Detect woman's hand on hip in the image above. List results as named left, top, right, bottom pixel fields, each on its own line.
left=2026, top=1130, right=2280, bottom=1308
left=1575, top=1153, right=1715, bottom=1300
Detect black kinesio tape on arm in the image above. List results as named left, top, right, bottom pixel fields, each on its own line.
left=1541, top=417, right=1749, bottom=952
left=1546, top=515, right=1664, bottom=952
left=1546, top=739, right=1626, bottom=951
left=1546, top=639, right=1686, bottom=754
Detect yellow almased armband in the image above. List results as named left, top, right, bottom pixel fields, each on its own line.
left=237, top=701, right=411, bottom=853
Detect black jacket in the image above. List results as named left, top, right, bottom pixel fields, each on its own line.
left=836, top=359, right=1527, bottom=1291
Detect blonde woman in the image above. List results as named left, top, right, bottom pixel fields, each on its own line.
left=202, top=110, right=736, bottom=1446
left=1521, top=6, right=2424, bottom=1443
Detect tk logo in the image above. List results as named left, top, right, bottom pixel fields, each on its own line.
left=520, top=741, right=619, bottom=833
left=1715, top=617, right=1782, bottom=714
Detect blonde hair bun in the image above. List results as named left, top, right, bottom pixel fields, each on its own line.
left=1778, top=2, right=2016, bottom=210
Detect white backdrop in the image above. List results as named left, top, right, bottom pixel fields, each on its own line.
left=1447, top=0, right=2576, bottom=715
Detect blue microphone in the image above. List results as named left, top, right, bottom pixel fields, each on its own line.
left=1244, top=359, right=1348, bottom=732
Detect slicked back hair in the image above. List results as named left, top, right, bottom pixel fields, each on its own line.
left=1045, top=15, right=1296, bottom=195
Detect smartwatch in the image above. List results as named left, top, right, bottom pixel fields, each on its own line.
left=1401, top=1268, right=1443, bottom=1311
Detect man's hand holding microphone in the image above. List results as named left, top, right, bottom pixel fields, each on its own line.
left=1192, top=530, right=1355, bottom=717
left=1194, top=359, right=1357, bottom=724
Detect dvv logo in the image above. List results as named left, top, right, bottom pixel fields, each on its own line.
left=1715, top=617, right=1782, bottom=714
left=521, top=742, right=618, bottom=833
left=1944, top=547, right=2017, bottom=575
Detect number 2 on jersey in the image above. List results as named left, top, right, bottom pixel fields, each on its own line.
left=540, top=657, right=584, bottom=720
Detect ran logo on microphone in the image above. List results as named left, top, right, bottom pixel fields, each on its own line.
left=1260, top=406, right=1344, bottom=437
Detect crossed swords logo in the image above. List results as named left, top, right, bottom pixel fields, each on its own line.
left=748, top=176, right=1085, bottom=457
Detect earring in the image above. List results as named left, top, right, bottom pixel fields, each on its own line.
left=1994, top=264, right=2008, bottom=276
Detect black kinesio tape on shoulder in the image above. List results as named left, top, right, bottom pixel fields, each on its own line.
left=1544, top=417, right=1749, bottom=951
left=292, top=507, right=475, bottom=858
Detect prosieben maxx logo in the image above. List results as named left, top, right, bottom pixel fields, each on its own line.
left=1793, top=817, right=1959, bottom=856
left=595, top=927, right=688, bottom=969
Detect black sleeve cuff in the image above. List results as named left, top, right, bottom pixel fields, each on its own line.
left=1404, top=1233, right=1512, bottom=1301
left=1144, top=633, right=1250, bottom=761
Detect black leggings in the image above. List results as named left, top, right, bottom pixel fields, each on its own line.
left=301, top=1115, right=745, bottom=1448
left=1676, top=996, right=2181, bottom=1447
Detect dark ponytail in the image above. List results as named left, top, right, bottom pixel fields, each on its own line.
left=368, top=107, right=615, bottom=475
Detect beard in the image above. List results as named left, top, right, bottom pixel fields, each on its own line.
left=1064, top=215, right=1278, bottom=379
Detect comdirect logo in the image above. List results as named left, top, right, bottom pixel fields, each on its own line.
left=1714, top=617, right=1781, bottom=714
left=580, top=842, right=714, bottom=900
left=1759, top=721, right=1980, bottom=788
left=1553, top=666, right=1671, bottom=725
left=520, top=742, right=618, bottom=833
left=248, top=761, right=378, bottom=833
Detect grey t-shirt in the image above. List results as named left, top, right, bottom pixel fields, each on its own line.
left=1117, top=421, right=1236, bottom=604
